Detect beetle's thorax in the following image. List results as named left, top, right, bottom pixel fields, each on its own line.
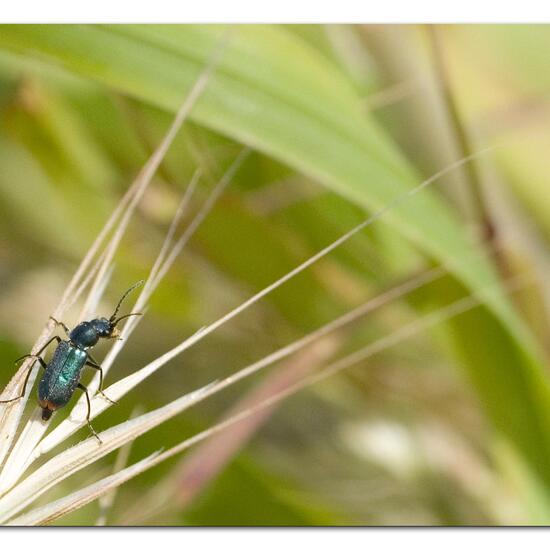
left=69, top=318, right=112, bottom=349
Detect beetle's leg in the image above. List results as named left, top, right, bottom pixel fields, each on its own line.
left=1, top=351, right=51, bottom=404
left=0, top=359, right=39, bottom=403
left=86, top=353, right=100, bottom=368
left=49, top=316, right=70, bottom=337
left=14, top=354, right=47, bottom=369
left=85, top=357, right=118, bottom=405
left=77, top=383, right=102, bottom=444
left=14, top=335, right=61, bottom=366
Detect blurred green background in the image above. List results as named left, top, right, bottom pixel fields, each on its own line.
left=2, top=24, right=550, bottom=525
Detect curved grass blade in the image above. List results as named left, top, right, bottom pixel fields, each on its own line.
left=9, top=271, right=533, bottom=526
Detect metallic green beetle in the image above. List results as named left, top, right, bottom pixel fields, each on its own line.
left=0, top=281, right=143, bottom=442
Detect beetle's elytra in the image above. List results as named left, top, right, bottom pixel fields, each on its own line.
left=0, top=281, right=144, bottom=442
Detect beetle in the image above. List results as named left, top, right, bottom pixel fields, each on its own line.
left=0, top=281, right=143, bottom=442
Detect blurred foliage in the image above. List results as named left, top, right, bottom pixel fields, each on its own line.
left=2, top=24, right=550, bottom=525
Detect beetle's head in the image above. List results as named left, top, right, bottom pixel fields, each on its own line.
left=69, top=281, right=144, bottom=349
left=89, top=314, right=129, bottom=340
left=91, top=317, right=114, bottom=338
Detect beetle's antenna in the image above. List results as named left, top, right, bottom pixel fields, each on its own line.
left=112, top=312, right=143, bottom=328
left=109, top=280, right=145, bottom=324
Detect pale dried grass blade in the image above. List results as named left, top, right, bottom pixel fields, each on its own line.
left=77, top=264, right=114, bottom=322
left=121, top=274, right=543, bottom=526
left=151, top=147, right=251, bottom=289
left=83, top=168, right=201, bottom=388
left=79, top=146, right=245, bottom=404
left=131, top=338, right=340, bottom=521
left=11, top=271, right=531, bottom=526
left=0, top=264, right=115, bottom=493
left=175, top=338, right=339, bottom=505
left=99, top=147, right=249, bottom=382
left=0, top=382, right=216, bottom=524
left=33, top=265, right=438, bottom=459
left=96, top=407, right=142, bottom=526
left=32, top=326, right=207, bottom=459
left=145, top=170, right=201, bottom=288
left=0, top=409, right=43, bottom=495
left=8, top=452, right=160, bottom=526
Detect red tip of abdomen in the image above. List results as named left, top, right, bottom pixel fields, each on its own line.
left=39, top=399, right=59, bottom=421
